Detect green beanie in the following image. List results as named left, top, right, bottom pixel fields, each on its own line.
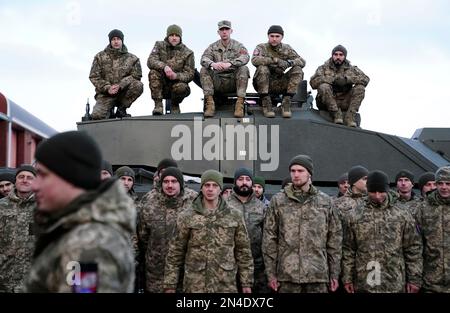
left=289, top=154, right=314, bottom=176
left=253, top=176, right=266, bottom=190
left=201, top=170, right=223, bottom=190
left=167, top=24, right=182, bottom=38
left=115, top=166, right=135, bottom=181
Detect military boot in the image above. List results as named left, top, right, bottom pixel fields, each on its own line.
left=234, top=97, right=245, bottom=118
left=116, top=107, right=131, bottom=118
left=171, top=102, right=180, bottom=114
left=204, top=96, right=215, bottom=117
left=281, top=96, right=292, bottom=118
left=152, top=99, right=163, bottom=115
left=261, top=96, right=275, bottom=118
left=344, top=110, right=357, bottom=127
left=330, top=109, right=343, bottom=124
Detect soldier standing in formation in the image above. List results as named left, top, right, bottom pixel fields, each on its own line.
left=417, top=166, right=450, bottom=292
left=89, top=29, right=143, bottom=119
left=24, top=131, right=136, bottom=292
left=263, top=155, right=342, bottom=293
left=148, top=25, right=195, bottom=115
left=253, top=176, right=270, bottom=207
left=0, top=172, right=15, bottom=199
left=200, top=20, right=250, bottom=118
left=137, top=167, right=197, bottom=292
left=310, top=45, right=369, bottom=127
left=334, top=172, right=349, bottom=199
left=226, top=168, right=268, bottom=293
left=164, top=170, right=254, bottom=293
left=100, top=160, right=113, bottom=180
left=252, top=25, right=306, bottom=118
left=394, top=170, right=418, bottom=203
left=115, top=166, right=138, bottom=202
left=341, top=170, right=422, bottom=293
left=0, top=165, right=36, bottom=292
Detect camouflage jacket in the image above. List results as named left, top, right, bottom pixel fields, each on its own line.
left=341, top=194, right=422, bottom=292
left=147, top=39, right=195, bottom=83
left=333, top=189, right=366, bottom=222
left=137, top=188, right=197, bottom=292
left=23, top=180, right=136, bottom=293
left=89, top=44, right=142, bottom=94
left=262, top=184, right=342, bottom=284
left=0, top=190, right=36, bottom=292
left=226, top=191, right=265, bottom=269
left=251, top=43, right=306, bottom=70
left=200, top=39, right=249, bottom=70
left=417, top=191, right=450, bottom=292
left=164, top=194, right=254, bottom=293
left=310, top=59, right=369, bottom=91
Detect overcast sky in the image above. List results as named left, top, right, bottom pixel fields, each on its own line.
left=1, top=0, right=449, bottom=138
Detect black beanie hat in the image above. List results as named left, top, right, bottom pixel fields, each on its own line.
left=337, top=173, right=348, bottom=185
left=160, top=166, right=184, bottom=191
left=234, top=167, right=253, bottom=183
left=108, top=29, right=124, bottom=42
left=289, top=155, right=314, bottom=176
left=101, top=160, right=113, bottom=176
left=157, top=158, right=178, bottom=173
left=395, top=169, right=414, bottom=184
left=35, top=131, right=102, bottom=190
left=332, top=44, right=347, bottom=57
left=115, top=166, right=135, bottom=181
left=222, top=183, right=233, bottom=191
left=0, top=172, right=15, bottom=183
left=268, top=25, right=284, bottom=36
left=367, top=170, right=389, bottom=193
left=418, top=172, right=435, bottom=191
left=15, top=164, right=37, bottom=178
left=348, top=165, right=369, bottom=186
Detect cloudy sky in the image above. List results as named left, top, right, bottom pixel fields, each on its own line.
left=1, top=0, right=449, bottom=138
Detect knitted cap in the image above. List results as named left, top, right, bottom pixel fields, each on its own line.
left=167, top=24, right=182, bottom=38
left=435, top=166, right=450, bottom=183
left=418, top=172, right=435, bottom=191
left=332, top=44, right=347, bottom=57
left=160, top=166, right=184, bottom=191
left=267, top=25, right=284, bottom=35
left=234, top=167, right=253, bottom=183
left=253, top=176, right=266, bottom=189
left=289, top=155, right=314, bottom=176
left=395, top=169, right=414, bottom=183
left=15, top=164, right=37, bottom=178
left=108, top=29, right=124, bottom=42
left=157, top=158, right=178, bottom=173
left=201, top=170, right=223, bottom=190
left=101, top=160, right=113, bottom=176
left=367, top=170, right=389, bottom=193
left=348, top=166, right=369, bottom=186
left=115, top=166, right=135, bottom=181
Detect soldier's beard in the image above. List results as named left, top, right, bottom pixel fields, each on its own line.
left=234, top=185, right=253, bottom=197
left=333, top=59, right=344, bottom=67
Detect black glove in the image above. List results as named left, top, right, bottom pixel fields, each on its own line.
left=278, top=59, right=290, bottom=71
left=333, top=76, right=348, bottom=87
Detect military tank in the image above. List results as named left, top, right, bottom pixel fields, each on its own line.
left=77, top=81, right=450, bottom=196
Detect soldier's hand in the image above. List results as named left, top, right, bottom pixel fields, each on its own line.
left=164, top=288, right=176, bottom=293
left=242, top=287, right=252, bottom=293
left=329, top=278, right=339, bottom=292
left=406, top=283, right=420, bottom=293
left=278, top=59, right=290, bottom=71
left=108, top=84, right=120, bottom=95
left=333, top=76, right=348, bottom=87
left=344, top=283, right=354, bottom=293
left=268, top=278, right=280, bottom=292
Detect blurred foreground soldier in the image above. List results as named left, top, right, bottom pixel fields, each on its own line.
left=221, top=183, right=233, bottom=200
left=417, top=172, right=436, bottom=198
left=310, top=45, right=369, bottom=127
left=252, top=25, right=306, bottom=118
left=0, top=172, right=15, bottom=198
left=335, top=173, right=349, bottom=199
left=253, top=176, right=270, bottom=207
left=101, top=160, right=113, bottom=180
left=164, top=170, right=253, bottom=293
left=115, top=166, right=137, bottom=202
left=263, top=155, right=342, bottom=293
left=148, top=24, right=195, bottom=115
left=89, top=29, right=143, bottom=119
left=417, top=166, right=450, bottom=292
left=24, top=131, right=136, bottom=292
left=226, top=168, right=268, bottom=293
left=0, top=165, right=36, bottom=292
left=137, top=167, right=197, bottom=292
left=342, top=170, right=422, bottom=293
left=200, top=20, right=250, bottom=118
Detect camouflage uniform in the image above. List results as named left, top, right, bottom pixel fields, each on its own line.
left=262, top=184, right=342, bottom=293
left=23, top=180, right=136, bottom=292
left=164, top=195, right=254, bottom=293
left=333, top=188, right=366, bottom=222
left=200, top=39, right=250, bottom=97
left=89, top=45, right=144, bottom=119
left=341, top=193, right=423, bottom=292
left=0, top=189, right=36, bottom=292
left=147, top=39, right=195, bottom=105
left=137, top=188, right=197, bottom=293
left=417, top=190, right=450, bottom=292
left=310, top=59, right=369, bottom=114
left=226, top=191, right=268, bottom=293
left=251, top=43, right=305, bottom=95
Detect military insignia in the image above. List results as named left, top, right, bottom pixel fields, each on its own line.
left=253, top=49, right=260, bottom=56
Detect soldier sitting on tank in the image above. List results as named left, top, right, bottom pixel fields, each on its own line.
left=148, top=25, right=195, bottom=115
left=200, top=20, right=250, bottom=118
left=89, top=29, right=144, bottom=119
left=310, top=45, right=369, bottom=127
left=252, top=25, right=306, bottom=118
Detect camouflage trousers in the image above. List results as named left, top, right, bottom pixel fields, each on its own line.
left=200, top=66, right=249, bottom=98
left=148, top=69, right=190, bottom=104
left=278, top=281, right=328, bottom=293
left=91, top=80, right=143, bottom=119
left=253, top=65, right=304, bottom=95
left=315, top=83, right=365, bottom=112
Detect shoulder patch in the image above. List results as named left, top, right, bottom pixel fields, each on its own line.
left=152, top=47, right=158, bottom=54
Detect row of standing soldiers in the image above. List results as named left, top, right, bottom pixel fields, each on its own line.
left=89, top=21, right=369, bottom=126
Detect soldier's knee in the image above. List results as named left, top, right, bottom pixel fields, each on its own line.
left=149, top=69, right=163, bottom=80
left=256, top=65, right=270, bottom=76
left=318, top=83, right=333, bottom=94
left=130, top=80, right=144, bottom=93
left=352, top=84, right=366, bottom=94
left=172, top=83, right=189, bottom=95
left=236, top=65, right=250, bottom=78
left=200, top=67, right=210, bottom=77
left=290, top=66, right=304, bottom=79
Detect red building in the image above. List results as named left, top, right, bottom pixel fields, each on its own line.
left=0, top=92, right=58, bottom=168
